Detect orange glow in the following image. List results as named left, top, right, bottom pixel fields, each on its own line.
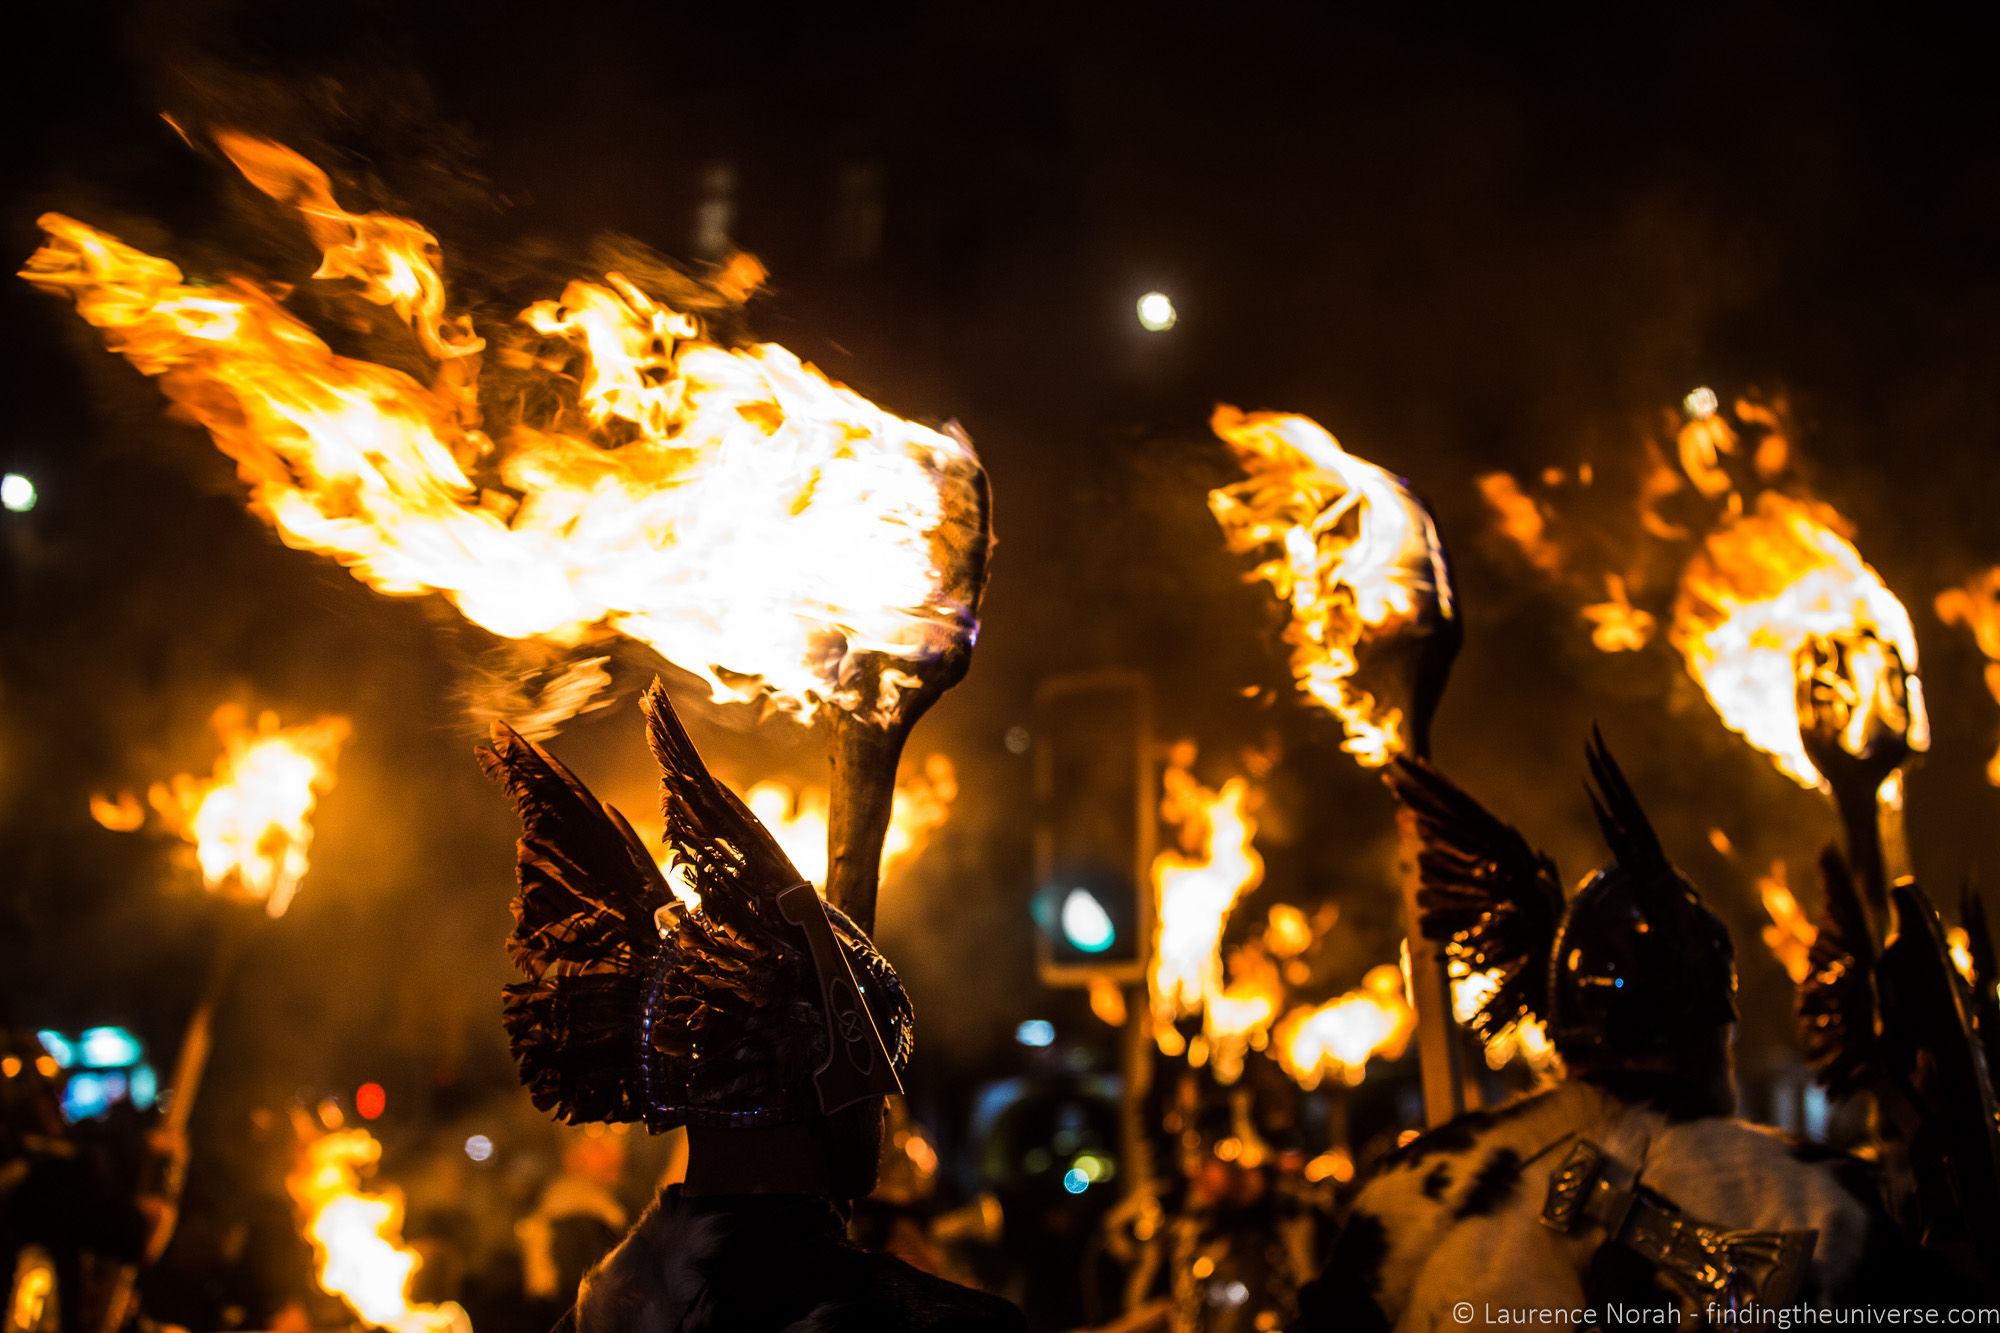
left=658, top=755, right=953, bottom=906
left=1476, top=473, right=1561, bottom=574
left=289, top=1129, right=469, bottom=1333
left=89, top=791, right=146, bottom=831
left=1582, top=575, right=1655, bottom=652
left=1274, top=965, right=1415, bottom=1089
left=1209, top=408, right=1452, bottom=766
left=1757, top=860, right=1817, bottom=985
left=22, top=137, right=983, bottom=728
left=106, top=705, right=348, bottom=918
left=1303, top=1147, right=1355, bottom=1184
left=1947, top=926, right=1976, bottom=987
left=675, top=754, right=955, bottom=897
left=1671, top=492, right=1926, bottom=788
left=1088, top=976, right=1128, bottom=1027
left=1149, top=745, right=1265, bottom=1059
left=1447, top=965, right=1557, bottom=1073
left=1935, top=568, right=2000, bottom=786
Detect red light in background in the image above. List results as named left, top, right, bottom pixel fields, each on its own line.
left=355, top=1081, right=386, bottom=1120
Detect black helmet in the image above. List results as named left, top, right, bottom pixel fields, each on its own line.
left=1546, top=733, right=1737, bottom=1068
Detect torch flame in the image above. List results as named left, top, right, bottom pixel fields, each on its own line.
left=1274, top=965, right=1415, bottom=1089
left=21, top=137, right=984, bottom=727
left=1671, top=491, right=1926, bottom=788
left=99, top=705, right=347, bottom=917
left=1149, top=744, right=1264, bottom=1055
left=1209, top=408, right=1452, bottom=765
left=1757, top=860, right=1817, bottom=985
left=289, top=1129, right=469, bottom=1333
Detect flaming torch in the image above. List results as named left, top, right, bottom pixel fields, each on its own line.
left=1148, top=743, right=1266, bottom=1077
left=88, top=704, right=347, bottom=1329
left=1671, top=491, right=1927, bottom=933
left=289, top=1127, right=470, bottom=1333
left=24, top=131, right=989, bottom=935
left=1207, top=407, right=1465, bottom=1122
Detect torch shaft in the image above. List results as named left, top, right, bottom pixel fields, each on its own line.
left=1398, top=803, right=1465, bottom=1126
left=825, top=707, right=909, bottom=937
left=1832, top=782, right=1892, bottom=943
left=98, top=917, right=248, bottom=1333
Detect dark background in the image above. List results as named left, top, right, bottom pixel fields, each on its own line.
left=3, top=0, right=1999, bottom=1284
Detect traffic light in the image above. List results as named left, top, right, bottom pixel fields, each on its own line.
left=1032, top=671, right=1154, bottom=985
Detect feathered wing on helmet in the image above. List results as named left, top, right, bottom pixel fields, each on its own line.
left=1581, top=725, right=1670, bottom=878
left=638, top=679, right=911, bottom=1128
left=480, top=679, right=913, bottom=1131
left=1386, top=757, right=1566, bottom=1046
left=479, top=724, right=676, bottom=1124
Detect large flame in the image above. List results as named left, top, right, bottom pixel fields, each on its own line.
left=1149, top=744, right=1264, bottom=1057
left=1209, top=408, right=1451, bottom=765
left=1274, top=965, right=1415, bottom=1089
left=1935, top=567, right=2000, bottom=785
left=23, top=136, right=983, bottom=726
left=1672, top=491, right=1926, bottom=788
left=289, top=1129, right=468, bottom=1333
left=93, top=705, right=348, bottom=918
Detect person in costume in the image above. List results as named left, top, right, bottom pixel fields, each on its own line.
left=480, top=679, right=1023, bottom=1333
left=1294, top=730, right=1970, bottom=1332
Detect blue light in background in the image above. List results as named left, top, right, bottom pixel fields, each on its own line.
left=61, top=1070, right=128, bottom=1122
left=36, top=1031, right=75, bottom=1069
left=1062, top=1168, right=1090, bottom=1194
left=129, top=1064, right=158, bottom=1109
left=78, top=1027, right=143, bottom=1068
left=1015, top=1020, right=1055, bottom=1048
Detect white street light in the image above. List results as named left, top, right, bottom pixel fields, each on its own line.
left=1, top=474, right=35, bottom=512
left=1136, top=291, right=1177, bottom=332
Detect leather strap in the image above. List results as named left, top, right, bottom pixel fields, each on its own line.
left=1540, top=1139, right=1818, bottom=1312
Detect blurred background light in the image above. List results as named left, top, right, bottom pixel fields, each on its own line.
left=77, top=1026, right=142, bottom=1068
left=1136, top=291, right=1176, bottom=331
left=1014, top=1019, right=1055, bottom=1047
left=1060, top=888, right=1115, bottom=953
left=1, top=473, right=35, bottom=512
left=35, top=1031, right=74, bottom=1068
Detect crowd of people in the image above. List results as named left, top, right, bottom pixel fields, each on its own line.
left=8, top=677, right=2000, bottom=1333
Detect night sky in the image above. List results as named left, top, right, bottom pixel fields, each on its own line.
left=5, top=0, right=2000, bottom=1209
